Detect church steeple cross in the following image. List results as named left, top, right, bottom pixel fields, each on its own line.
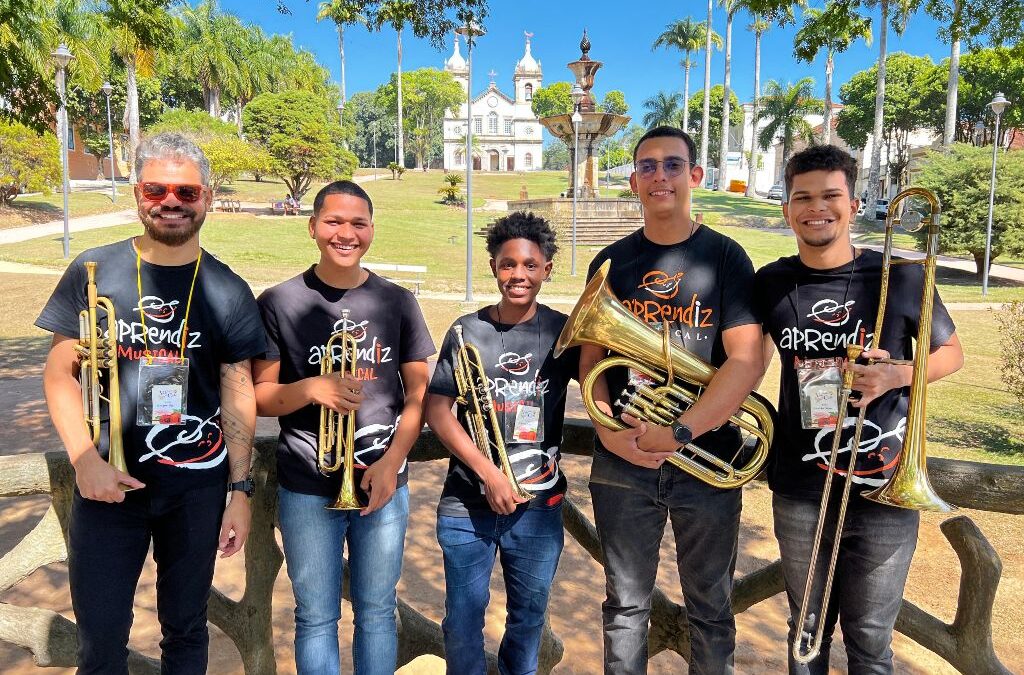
left=488, top=69, right=497, bottom=85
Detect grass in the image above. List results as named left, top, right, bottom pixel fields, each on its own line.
left=0, top=186, right=134, bottom=229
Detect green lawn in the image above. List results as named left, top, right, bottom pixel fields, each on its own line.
left=0, top=186, right=133, bottom=229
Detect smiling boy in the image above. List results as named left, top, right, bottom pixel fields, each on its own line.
left=425, top=212, right=578, bottom=674
left=253, top=180, right=434, bottom=674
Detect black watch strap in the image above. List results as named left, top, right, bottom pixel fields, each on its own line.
left=228, top=478, right=255, bottom=498
left=671, top=421, right=693, bottom=447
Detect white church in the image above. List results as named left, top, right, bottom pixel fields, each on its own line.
left=442, top=33, right=544, bottom=172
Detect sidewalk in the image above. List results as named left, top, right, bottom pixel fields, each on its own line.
left=0, top=210, right=136, bottom=245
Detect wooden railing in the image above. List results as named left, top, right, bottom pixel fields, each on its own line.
left=0, top=419, right=1017, bottom=674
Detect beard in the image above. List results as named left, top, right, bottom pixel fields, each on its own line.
left=138, top=204, right=205, bottom=246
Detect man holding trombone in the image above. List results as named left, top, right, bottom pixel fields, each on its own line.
left=754, top=145, right=963, bottom=674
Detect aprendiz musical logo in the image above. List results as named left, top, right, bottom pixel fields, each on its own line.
left=621, top=267, right=715, bottom=341
left=495, top=352, right=533, bottom=375
left=307, top=316, right=393, bottom=381
left=139, top=410, right=226, bottom=469
left=138, top=296, right=179, bottom=324
left=779, top=297, right=874, bottom=352
left=802, top=415, right=907, bottom=486
left=638, top=270, right=685, bottom=300
left=115, top=295, right=203, bottom=360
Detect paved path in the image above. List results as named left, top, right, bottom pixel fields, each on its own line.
left=0, top=210, right=136, bottom=245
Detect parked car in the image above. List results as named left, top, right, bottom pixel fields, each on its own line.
left=767, top=183, right=785, bottom=201
left=875, top=199, right=890, bottom=220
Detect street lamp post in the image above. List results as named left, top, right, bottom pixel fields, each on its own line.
left=372, top=122, right=378, bottom=179
left=52, top=43, right=74, bottom=259
left=101, top=82, right=116, bottom=203
left=457, top=19, right=485, bottom=302
left=983, top=92, right=1011, bottom=296
left=570, top=83, right=584, bottom=276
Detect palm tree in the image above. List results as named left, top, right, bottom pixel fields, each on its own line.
left=699, top=0, right=715, bottom=171
left=793, top=3, right=872, bottom=145
left=756, top=78, right=822, bottom=169
left=642, top=91, right=684, bottom=128
left=744, top=16, right=768, bottom=197
left=229, top=26, right=281, bottom=135
left=316, top=0, right=367, bottom=125
left=177, top=1, right=245, bottom=118
left=651, top=18, right=720, bottom=133
left=377, top=1, right=417, bottom=168
left=716, top=0, right=740, bottom=191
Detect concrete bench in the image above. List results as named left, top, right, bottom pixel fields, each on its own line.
left=362, top=262, right=427, bottom=295
left=217, top=198, right=241, bottom=212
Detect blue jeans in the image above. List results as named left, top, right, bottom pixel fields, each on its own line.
left=773, top=492, right=919, bottom=675
left=436, top=501, right=565, bottom=675
left=278, top=485, right=409, bottom=675
left=589, top=447, right=742, bottom=675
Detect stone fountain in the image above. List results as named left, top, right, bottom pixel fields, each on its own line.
left=507, top=31, right=640, bottom=249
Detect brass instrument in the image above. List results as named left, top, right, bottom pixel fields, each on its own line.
left=792, top=188, right=955, bottom=665
left=453, top=325, right=532, bottom=501
left=75, top=262, right=136, bottom=490
left=554, top=260, right=775, bottom=489
left=317, top=309, right=363, bottom=510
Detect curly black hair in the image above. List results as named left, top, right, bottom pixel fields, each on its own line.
left=785, top=145, right=858, bottom=200
left=485, top=211, right=558, bottom=260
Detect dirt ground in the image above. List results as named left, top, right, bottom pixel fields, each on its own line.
left=1, top=380, right=1021, bottom=674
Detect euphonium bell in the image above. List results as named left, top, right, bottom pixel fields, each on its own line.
left=317, top=309, right=364, bottom=510
left=75, top=261, right=136, bottom=491
left=554, top=260, right=775, bottom=489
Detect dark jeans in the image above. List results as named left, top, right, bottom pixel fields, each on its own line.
left=773, top=492, right=920, bottom=675
left=436, top=501, right=564, bottom=675
left=589, top=447, right=742, bottom=675
left=68, top=482, right=226, bottom=675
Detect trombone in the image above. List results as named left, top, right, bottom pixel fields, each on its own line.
left=75, top=261, right=136, bottom=491
left=317, top=309, right=363, bottom=510
left=792, top=188, right=956, bottom=664
left=453, top=325, right=532, bottom=501
left=554, top=260, right=775, bottom=489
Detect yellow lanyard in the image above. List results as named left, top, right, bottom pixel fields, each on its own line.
left=135, top=239, right=202, bottom=364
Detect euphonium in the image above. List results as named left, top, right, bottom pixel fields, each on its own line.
left=554, top=259, right=775, bottom=489
left=792, top=188, right=955, bottom=665
left=453, top=325, right=532, bottom=501
left=75, top=262, right=136, bottom=491
left=317, top=309, right=363, bottom=510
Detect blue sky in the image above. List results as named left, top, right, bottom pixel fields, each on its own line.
left=222, top=1, right=957, bottom=115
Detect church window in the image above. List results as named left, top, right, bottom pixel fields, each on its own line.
left=474, top=117, right=482, bottom=134
left=504, top=119, right=513, bottom=135
left=488, top=112, right=498, bottom=134
left=525, top=83, right=533, bottom=101
left=67, top=125, right=75, bottom=150
left=454, top=150, right=464, bottom=166
left=525, top=152, right=533, bottom=168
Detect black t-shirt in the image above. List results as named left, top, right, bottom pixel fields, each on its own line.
left=429, top=305, right=578, bottom=516
left=257, top=266, right=436, bottom=499
left=35, top=238, right=266, bottom=494
left=753, top=250, right=956, bottom=499
left=587, top=225, right=758, bottom=463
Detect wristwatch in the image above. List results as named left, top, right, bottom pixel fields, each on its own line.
left=671, top=421, right=693, bottom=447
left=228, top=478, right=255, bottom=498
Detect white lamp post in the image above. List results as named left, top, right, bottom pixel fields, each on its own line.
left=101, top=82, right=116, bottom=203
left=457, top=19, right=485, bottom=302
left=52, top=43, right=74, bottom=259
left=570, top=83, right=584, bottom=276
left=983, top=92, right=1010, bottom=296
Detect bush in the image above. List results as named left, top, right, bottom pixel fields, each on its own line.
left=387, top=162, right=406, bottom=180
left=0, top=121, right=61, bottom=206
left=201, top=136, right=274, bottom=199
left=996, top=301, right=1024, bottom=410
left=618, top=188, right=638, bottom=199
left=444, top=172, right=463, bottom=187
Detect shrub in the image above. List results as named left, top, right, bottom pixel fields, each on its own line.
left=387, top=162, right=406, bottom=180
left=618, top=188, right=638, bottom=199
left=996, top=301, right=1024, bottom=410
left=0, top=121, right=60, bottom=206
left=444, top=172, right=464, bottom=187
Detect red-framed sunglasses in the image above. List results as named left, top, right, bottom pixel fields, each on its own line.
left=140, top=182, right=205, bottom=203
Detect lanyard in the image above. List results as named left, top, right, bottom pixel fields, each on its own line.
left=135, top=239, right=202, bottom=364
left=791, top=247, right=858, bottom=340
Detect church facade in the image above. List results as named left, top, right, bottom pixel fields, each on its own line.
left=442, top=33, right=543, bottom=172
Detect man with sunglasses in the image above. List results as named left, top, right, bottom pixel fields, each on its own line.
left=580, top=126, right=762, bottom=674
left=37, top=132, right=266, bottom=674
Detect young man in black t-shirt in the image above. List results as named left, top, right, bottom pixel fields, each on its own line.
left=580, top=126, right=763, bottom=674
left=754, top=145, right=963, bottom=674
left=37, top=133, right=265, bottom=674
left=426, top=212, right=578, bottom=675
left=253, top=180, right=434, bottom=675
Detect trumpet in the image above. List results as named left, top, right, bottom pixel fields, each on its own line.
left=554, top=260, right=775, bottom=489
left=75, top=261, right=136, bottom=491
left=792, top=188, right=955, bottom=664
left=317, top=309, right=363, bottom=510
left=453, top=325, right=532, bottom=501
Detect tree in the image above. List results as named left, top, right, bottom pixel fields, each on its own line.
left=0, top=121, right=61, bottom=206
left=531, top=82, right=574, bottom=119
left=67, top=74, right=163, bottom=161
left=642, top=91, right=683, bottom=128
left=716, top=0, right=738, bottom=190
left=600, top=90, right=629, bottom=116
left=837, top=52, right=943, bottom=191
left=375, top=67, right=463, bottom=166
left=793, top=2, right=872, bottom=145
left=756, top=78, right=822, bottom=169
left=917, top=144, right=1024, bottom=274
left=243, top=90, right=357, bottom=200
left=408, top=126, right=431, bottom=169
left=375, top=1, right=419, bottom=168
left=698, top=0, right=715, bottom=172
left=346, top=90, right=396, bottom=167
left=176, top=1, right=246, bottom=118
left=687, top=85, right=742, bottom=169
left=651, top=18, right=718, bottom=133
left=148, top=107, right=239, bottom=137
left=316, top=0, right=367, bottom=122
left=933, top=47, right=1024, bottom=146
left=201, top=135, right=273, bottom=197
left=542, top=142, right=569, bottom=170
